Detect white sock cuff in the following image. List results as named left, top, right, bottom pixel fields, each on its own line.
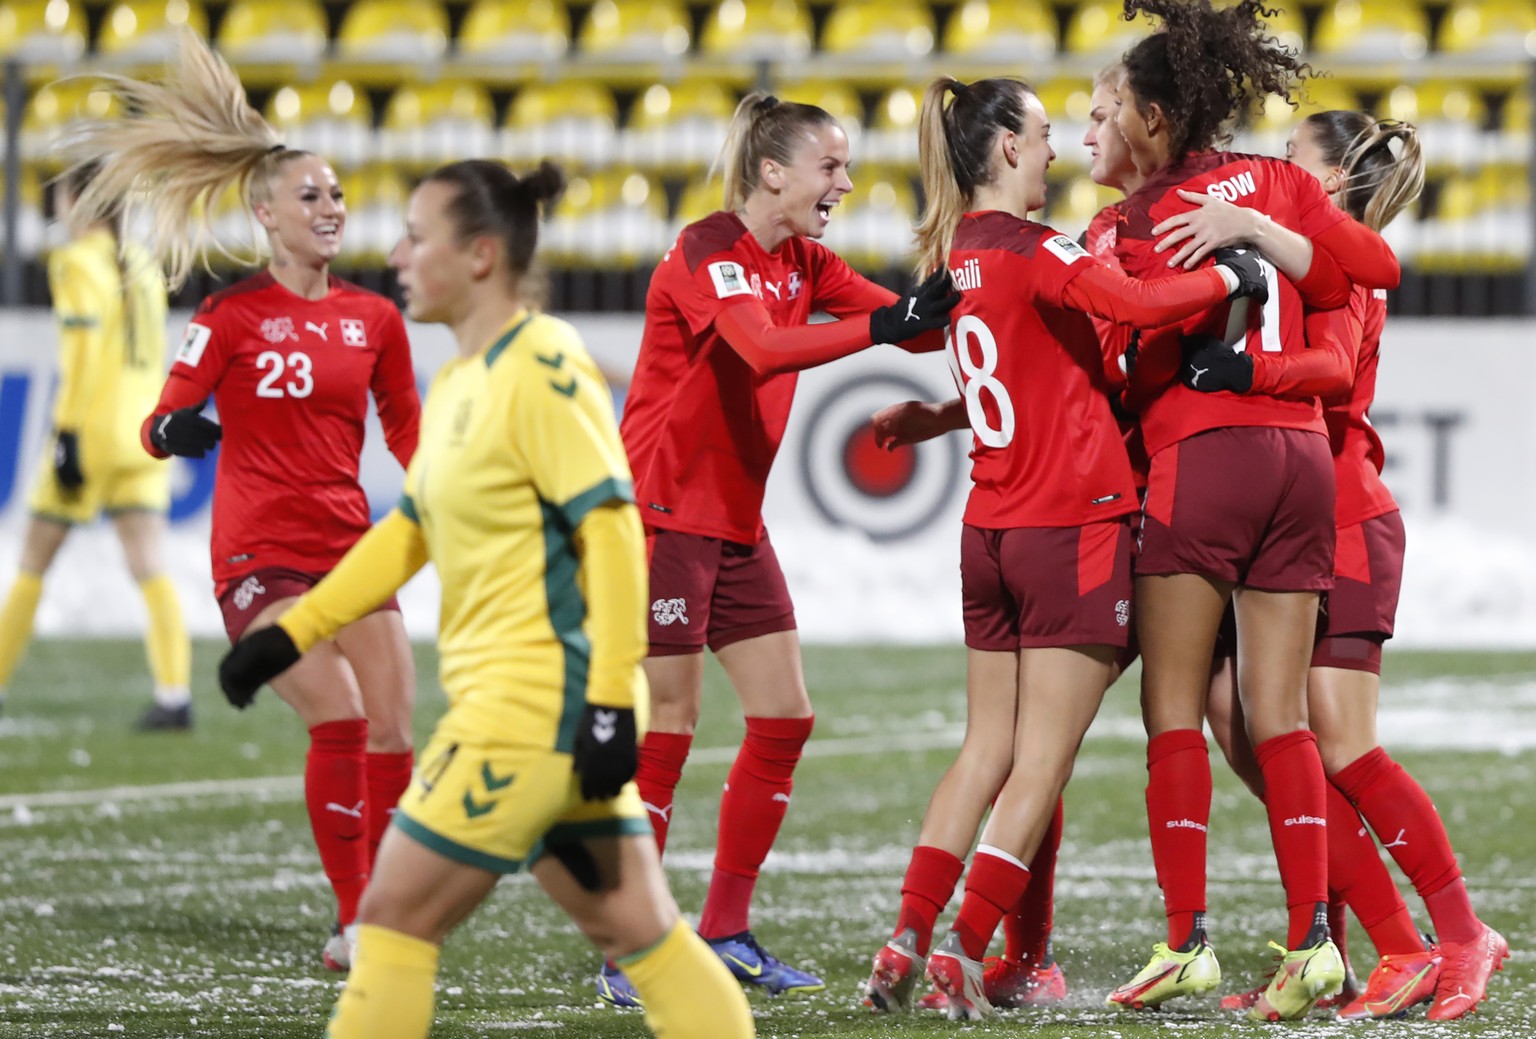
left=975, top=844, right=1031, bottom=873
left=153, top=685, right=191, bottom=709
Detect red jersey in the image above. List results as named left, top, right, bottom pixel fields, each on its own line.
left=1116, top=152, right=1352, bottom=457
left=948, top=212, right=1139, bottom=529
left=146, top=273, right=419, bottom=592
left=1326, top=286, right=1396, bottom=525
left=1084, top=201, right=1150, bottom=488
left=621, top=211, right=896, bottom=543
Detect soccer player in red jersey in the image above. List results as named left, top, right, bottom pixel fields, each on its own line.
left=1158, top=111, right=1507, bottom=1021
left=1099, top=1, right=1406, bottom=1021
left=861, top=74, right=1268, bottom=1022
left=603, top=91, right=959, bottom=1006
left=64, top=34, right=421, bottom=971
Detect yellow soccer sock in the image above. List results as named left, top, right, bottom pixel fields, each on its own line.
left=325, top=925, right=440, bottom=1039
left=620, top=920, right=756, bottom=1039
left=137, top=575, right=190, bottom=698
left=0, top=572, right=43, bottom=689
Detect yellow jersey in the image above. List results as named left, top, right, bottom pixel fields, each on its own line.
left=399, top=310, right=646, bottom=748
left=48, top=228, right=169, bottom=452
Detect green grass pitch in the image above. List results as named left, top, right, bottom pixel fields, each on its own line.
left=1, top=641, right=1533, bottom=1037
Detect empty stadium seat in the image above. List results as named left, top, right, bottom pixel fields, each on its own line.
left=337, top=165, right=409, bottom=264
left=1497, top=88, right=1530, bottom=164
left=1313, top=0, right=1429, bottom=63
left=1035, top=78, right=1094, bottom=172
left=456, top=0, right=569, bottom=80
left=542, top=169, right=671, bottom=267
left=858, top=85, right=920, bottom=167
left=1437, top=0, right=1536, bottom=63
left=96, top=0, right=207, bottom=68
left=380, top=80, right=498, bottom=169
left=503, top=80, right=618, bottom=170
left=1063, top=1, right=1155, bottom=61
left=1044, top=175, right=1122, bottom=242
left=265, top=79, right=375, bottom=169
left=334, top=0, right=449, bottom=82
left=1219, top=0, right=1306, bottom=54
left=0, top=0, right=87, bottom=76
left=820, top=0, right=935, bottom=85
left=672, top=175, right=723, bottom=231
left=818, top=165, right=917, bottom=269
left=1416, top=165, right=1529, bottom=271
left=700, top=0, right=813, bottom=66
left=1381, top=81, right=1490, bottom=170
left=578, top=0, right=691, bottom=61
left=778, top=78, right=865, bottom=144
left=20, top=79, right=115, bottom=168
left=621, top=79, right=736, bottom=172
left=940, top=0, right=1056, bottom=66
left=1233, top=79, right=1360, bottom=156
left=215, top=0, right=327, bottom=85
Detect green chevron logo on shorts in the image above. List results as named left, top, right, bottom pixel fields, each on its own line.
left=481, top=762, right=516, bottom=792
left=462, top=791, right=496, bottom=819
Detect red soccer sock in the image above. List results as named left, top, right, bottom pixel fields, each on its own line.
left=1326, top=781, right=1421, bottom=957
left=635, top=730, right=693, bottom=855
left=697, top=715, right=813, bottom=939
left=1254, top=730, right=1329, bottom=948
left=1332, top=746, right=1479, bottom=945
left=894, top=845, right=965, bottom=956
left=306, top=719, right=370, bottom=925
left=1146, top=729, right=1211, bottom=947
left=365, top=750, right=413, bottom=868
left=1328, top=897, right=1350, bottom=966
left=1003, top=796, right=1062, bottom=964
left=953, top=848, right=1031, bottom=961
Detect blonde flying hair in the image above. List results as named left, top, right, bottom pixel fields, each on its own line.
left=914, top=75, right=1034, bottom=277
left=1303, top=112, right=1424, bottom=232
left=712, top=91, right=839, bottom=211
left=60, top=30, right=311, bottom=289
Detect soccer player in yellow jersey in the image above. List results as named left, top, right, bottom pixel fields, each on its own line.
left=218, top=159, right=755, bottom=1039
left=0, top=162, right=192, bottom=727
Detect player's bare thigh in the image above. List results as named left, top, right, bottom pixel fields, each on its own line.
left=643, top=653, right=706, bottom=734
left=16, top=516, right=71, bottom=575
left=246, top=596, right=365, bottom=727
left=1308, top=666, right=1380, bottom=776
left=1231, top=588, right=1319, bottom=743
left=534, top=834, right=680, bottom=960
left=913, top=648, right=1018, bottom=852
left=110, top=510, right=167, bottom=584
left=1136, top=572, right=1233, bottom=737
left=334, top=609, right=415, bottom=754
left=716, top=628, right=812, bottom=718
left=356, top=824, right=500, bottom=946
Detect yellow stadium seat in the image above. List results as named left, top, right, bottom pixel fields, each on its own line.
left=821, top=0, right=935, bottom=85
left=673, top=175, right=723, bottom=229
left=1437, top=0, right=1536, bottom=62
left=337, top=165, right=409, bottom=264
left=941, top=0, right=1055, bottom=65
left=819, top=165, right=917, bottom=269
left=1498, top=87, right=1530, bottom=164
left=334, top=0, right=449, bottom=83
left=1235, top=79, right=1360, bottom=156
left=96, top=0, right=206, bottom=67
left=622, top=79, right=736, bottom=172
left=859, top=85, right=920, bottom=167
left=1380, top=81, right=1489, bottom=171
left=456, top=0, right=569, bottom=81
left=1044, top=175, right=1122, bottom=241
left=1313, top=0, right=1429, bottom=62
left=700, top=0, right=813, bottom=64
left=503, top=80, right=619, bottom=170
left=777, top=77, right=865, bottom=147
left=1064, top=1, right=1156, bottom=60
left=572, top=0, right=691, bottom=86
left=265, top=79, right=375, bottom=169
left=215, top=0, right=327, bottom=84
left=380, top=80, right=497, bottom=170
left=21, top=79, right=115, bottom=168
left=1416, top=165, right=1528, bottom=272
left=543, top=168, right=671, bottom=268
left=1214, top=0, right=1305, bottom=54
left=1034, top=78, right=1093, bottom=172
left=0, top=0, right=87, bottom=77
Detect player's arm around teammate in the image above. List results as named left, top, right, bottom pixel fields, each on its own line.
left=0, top=163, right=191, bottom=726
left=65, top=31, right=420, bottom=970
left=220, top=159, right=755, bottom=1039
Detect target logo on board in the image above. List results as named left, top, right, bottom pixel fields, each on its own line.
left=797, top=374, right=963, bottom=543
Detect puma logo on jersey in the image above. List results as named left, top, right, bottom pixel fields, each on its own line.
left=652, top=597, right=689, bottom=626
left=951, top=256, right=982, bottom=291
left=232, top=575, right=266, bottom=611
left=305, top=321, right=329, bottom=341
left=1206, top=171, right=1257, bottom=203
left=762, top=279, right=782, bottom=299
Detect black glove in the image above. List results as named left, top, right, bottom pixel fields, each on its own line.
left=218, top=625, right=302, bottom=709
left=869, top=269, right=960, bottom=345
left=571, top=704, right=638, bottom=801
left=1212, top=246, right=1269, bottom=304
left=1181, top=335, right=1254, bottom=394
left=150, top=405, right=222, bottom=458
left=53, top=430, right=84, bottom=492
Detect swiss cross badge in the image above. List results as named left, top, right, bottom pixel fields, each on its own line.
left=340, top=318, right=367, bottom=347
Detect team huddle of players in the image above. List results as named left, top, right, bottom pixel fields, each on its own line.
left=0, top=1, right=1511, bottom=1036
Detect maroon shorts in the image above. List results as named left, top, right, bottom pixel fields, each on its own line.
left=1138, top=427, right=1335, bottom=592
left=218, top=567, right=401, bottom=643
left=962, top=520, right=1134, bottom=651
left=645, top=528, right=797, bottom=656
left=1321, top=510, right=1405, bottom=640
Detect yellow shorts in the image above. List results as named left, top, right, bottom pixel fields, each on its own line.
left=393, top=726, right=651, bottom=874
left=27, top=446, right=170, bottom=526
